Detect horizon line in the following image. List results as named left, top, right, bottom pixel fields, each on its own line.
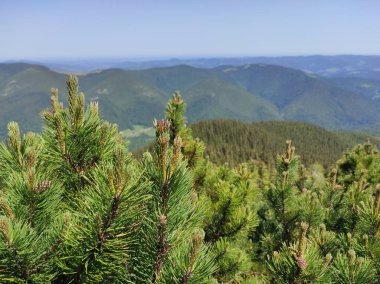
left=2, top=53, right=380, bottom=63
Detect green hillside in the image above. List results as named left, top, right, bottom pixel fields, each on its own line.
left=190, top=119, right=380, bottom=167
left=1, top=62, right=380, bottom=138
left=325, top=76, right=380, bottom=100
left=213, top=64, right=380, bottom=129
left=0, top=63, right=67, bottom=136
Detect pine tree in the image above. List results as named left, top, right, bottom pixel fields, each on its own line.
left=255, top=140, right=304, bottom=256
left=133, top=119, right=215, bottom=283
left=0, top=76, right=216, bottom=283
left=164, top=91, right=258, bottom=282
left=165, top=91, right=205, bottom=172
left=41, top=77, right=118, bottom=196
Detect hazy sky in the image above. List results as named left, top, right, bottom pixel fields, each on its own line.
left=1, top=0, right=379, bottom=60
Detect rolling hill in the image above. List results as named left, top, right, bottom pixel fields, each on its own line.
left=1, top=62, right=380, bottom=138
left=213, top=64, right=380, bottom=129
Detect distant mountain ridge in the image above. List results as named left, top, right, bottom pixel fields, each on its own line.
left=5, top=55, right=380, bottom=79
left=116, top=55, right=380, bottom=79
left=0, top=61, right=380, bottom=138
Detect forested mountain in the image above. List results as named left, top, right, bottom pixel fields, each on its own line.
left=190, top=120, right=380, bottom=167
left=1, top=62, right=380, bottom=138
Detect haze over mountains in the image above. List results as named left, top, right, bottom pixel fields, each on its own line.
left=7, top=55, right=380, bottom=78
left=1, top=55, right=380, bottom=139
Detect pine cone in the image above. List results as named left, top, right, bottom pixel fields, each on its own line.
left=156, top=119, right=169, bottom=134
left=297, top=256, right=308, bottom=271
left=34, top=180, right=52, bottom=193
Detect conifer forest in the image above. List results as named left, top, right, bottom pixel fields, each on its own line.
left=1, top=75, right=380, bottom=284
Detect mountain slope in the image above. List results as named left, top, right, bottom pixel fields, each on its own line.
left=79, top=69, right=169, bottom=130
left=0, top=64, right=66, bottom=136
left=212, top=64, right=380, bottom=129
left=325, top=77, right=380, bottom=100
left=1, top=62, right=380, bottom=137
left=183, top=77, right=280, bottom=122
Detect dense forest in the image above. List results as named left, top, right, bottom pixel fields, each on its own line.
left=0, top=76, right=380, bottom=283
left=191, top=119, right=380, bottom=168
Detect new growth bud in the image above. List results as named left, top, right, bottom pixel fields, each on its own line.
left=348, top=249, right=356, bottom=266
left=298, top=222, right=309, bottom=258
left=171, top=136, right=182, bottom=174
left=90, top=101, right=99, bottom=116
left=320, top=223, right=326, bottom=242
left=0, top=199, right=14, bottom=220
left=322, top=254, right=332, bottom=271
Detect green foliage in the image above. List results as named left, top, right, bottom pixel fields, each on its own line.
left=1, top=75, right=380, bottom=283
left=329, top=250, right=377, bottom=284
left=133, top=119, right=216, bottom=283
left=0, top=76, right=215, bottom=283
left=336, top=142, right=380, bottom=187
left=267, top=223, right=332, bottom=284
left=255, top=141, right=305, bottom=255
left=199, top=164, right=259, bottom=282
left=164, top=92, right=267, bottom=282
left=165, top=91, right=205, bottom=171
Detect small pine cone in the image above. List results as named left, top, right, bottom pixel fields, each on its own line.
left=297, top=256, right=308, bottom=271
left=41, top=180, right=52, bottom=189
left=159, top=214, right=167, bottom=226
left=34, top=180, right=52, bottom=193
left=155, top=119, right=169, bottom=134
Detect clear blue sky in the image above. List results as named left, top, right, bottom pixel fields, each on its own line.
left=0, top=0, right=379, bottom=60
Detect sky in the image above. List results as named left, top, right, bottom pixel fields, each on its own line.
left=0, top=0, right=379, bottom=60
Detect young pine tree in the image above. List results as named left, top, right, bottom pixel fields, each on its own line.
left=0, top=76, right=217, bottom=283
left=164, top=91, right=258, bottom=282
left=256, top=140, right=303, bottom=255
left=134, top=119, right=216, bottom=283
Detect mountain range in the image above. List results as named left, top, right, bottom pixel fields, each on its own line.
left=1, top=57, right=380, bottom=138
left=6, top=55, right=380, bottom=79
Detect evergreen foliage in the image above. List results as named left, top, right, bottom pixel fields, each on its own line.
left=1, top=76, right=380, bottom=283
left=0, top=76, right=215, bottom=283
